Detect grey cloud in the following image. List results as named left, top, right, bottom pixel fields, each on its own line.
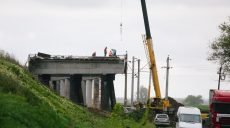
left=151, top=0, right=230, bottom=7
left=34, top=0, right=110, bottom=8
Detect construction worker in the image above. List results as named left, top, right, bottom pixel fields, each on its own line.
left=109, top=49, right=117, bottom=57
left=109, top=50, right=113, bottom=56
left=104, top=47, right=107, bottom=56
left=92, top=52, right=96, bottom=57
left=111, top=49, right=116, bottom=56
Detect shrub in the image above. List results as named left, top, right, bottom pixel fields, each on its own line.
left=111, top=103, right=124, bottom=117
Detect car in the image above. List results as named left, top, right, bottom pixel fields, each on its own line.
left=154, top=114, right=170, bottom=127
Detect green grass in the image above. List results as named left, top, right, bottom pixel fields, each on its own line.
left=0, top=93, right=67, bottom=128
left=0, top=55, right=155, bottom=128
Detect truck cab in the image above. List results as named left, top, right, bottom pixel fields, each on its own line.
left=209, top=90, right=230, bottom=128
left=176, top=106, right=202, bottom=128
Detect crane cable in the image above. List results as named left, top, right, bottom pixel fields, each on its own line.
left=120, top=0, right=123, bottom=41
left=142, top=34, right=151, bottom=67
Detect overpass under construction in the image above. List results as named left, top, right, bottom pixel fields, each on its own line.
left=28, top=53, right=125, bottom=110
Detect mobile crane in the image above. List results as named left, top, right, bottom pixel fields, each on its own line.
left=140, top=0, right=169, bottom=110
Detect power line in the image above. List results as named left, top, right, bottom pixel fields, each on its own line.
left=140, top=62, right=149, bottom=71
left=127, top=63, right=132, bottom=70
left=120, top=0, right=124, bottom=41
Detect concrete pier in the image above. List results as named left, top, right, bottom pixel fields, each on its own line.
left=86, top=79, right=93, bottom=108
left=93, top=78, right=100, bottom=109
left=38, top=74, right=50, bottom=86
left=60, top=79, right=67, bottom=98
left=81, top=80, right=86, bottom=106
left=101, top=75, right=110, bottom=110
left=70, top=75, right=83, bottom=105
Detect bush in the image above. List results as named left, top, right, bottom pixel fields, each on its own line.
left=111, top=103, right=124, bottom=117
left=126, top=109, right=146, bottom=121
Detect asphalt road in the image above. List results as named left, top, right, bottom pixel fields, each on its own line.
left=155, top=125, right=209, bottom=128
left=155, top=126, right=209, bottom=128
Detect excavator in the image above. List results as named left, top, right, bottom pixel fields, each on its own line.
left=140, top=0, right=169, bottom=111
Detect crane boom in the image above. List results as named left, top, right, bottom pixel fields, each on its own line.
left=140, top=0, right=161, bottom=98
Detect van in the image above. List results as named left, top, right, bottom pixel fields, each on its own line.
left=176, top=106, right=202, bottom=128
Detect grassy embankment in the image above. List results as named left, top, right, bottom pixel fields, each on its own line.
left=0, top=53, right=154, bottom=128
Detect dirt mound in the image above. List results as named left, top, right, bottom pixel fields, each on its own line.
left=168, top=97, right=184, bottom=112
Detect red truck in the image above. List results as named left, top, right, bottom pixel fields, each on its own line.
left=209, top=89, right=230, bottom=128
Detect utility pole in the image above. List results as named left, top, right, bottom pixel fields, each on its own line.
left=124, top=52, right=128, bottom=106
left=162, top=55, right=172, bottom=100
left=137, top=59, right=140, bottom=101
left=217, top=65, right=224, bottom=90
left=218, top=66, right=222, bottom=90
left=131, top=56, right=135, bottom=105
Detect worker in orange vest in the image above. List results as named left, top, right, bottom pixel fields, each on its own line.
left=109, top=50, right=112, bottom=56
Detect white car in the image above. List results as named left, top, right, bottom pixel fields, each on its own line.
left=154, top=114, right=170, bottom=127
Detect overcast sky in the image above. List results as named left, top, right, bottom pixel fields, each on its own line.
left=0, top=0, right=230, bottom=100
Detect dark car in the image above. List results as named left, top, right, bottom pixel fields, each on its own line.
left=154, top=114, right=170, bottom=127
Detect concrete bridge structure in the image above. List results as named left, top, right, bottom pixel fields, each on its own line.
left=28, top=53, right=125, bottom=110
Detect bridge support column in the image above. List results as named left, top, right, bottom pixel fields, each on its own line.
left=49, top=80, right=54, bottom=90
left=38, top=74, right=50, bottom=86
left=81, top=80, right=86, bottom=106
left=65, top=79, right=70, bottom=99
left=107, top=74, right=116, bottom=109
left=56, top=80, right=60, bottom=94
left=51, top=81, right=59, bottom=93
left=93, top=78, right=100, bottom=109
left=100, top=74, right=116, bottom=111
left=86, top=79, right=93, bottom=108
left=60, top=79, right=65, bottom=97
left=101, top=75, right=110, bottom=110
left=70, top=75, right=83, bottom=105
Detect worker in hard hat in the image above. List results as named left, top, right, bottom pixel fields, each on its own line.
left=92, top=52, right=96, bottom=57
left=104, top=47, right=107, bottom=56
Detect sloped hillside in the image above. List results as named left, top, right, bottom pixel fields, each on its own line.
left=0, top=55, right=153, bottom=128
